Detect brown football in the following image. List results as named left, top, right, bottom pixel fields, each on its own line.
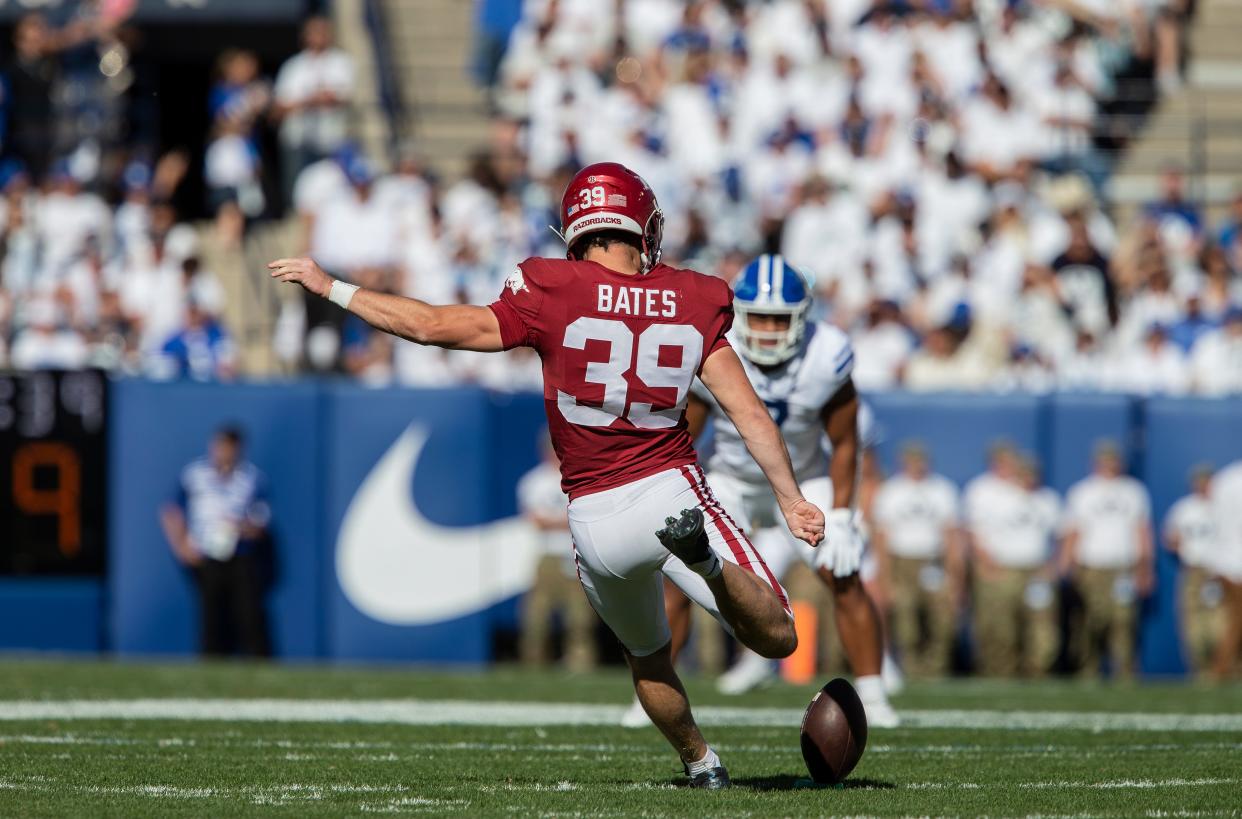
left=799, top=678, right=868, bottom=784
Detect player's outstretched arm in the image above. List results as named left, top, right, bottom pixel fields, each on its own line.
left=268, top=257, right=504, bottom=352
left=700, top=345, right=824, bottom=546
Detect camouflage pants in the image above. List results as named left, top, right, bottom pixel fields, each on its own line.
left=1075, top=566, right=1136, bottom=678
left=973, top=567, right=1057, bottom=677
left=889, top=555, right=955, bottom=677
left=520, top=555, right=597, bottom=672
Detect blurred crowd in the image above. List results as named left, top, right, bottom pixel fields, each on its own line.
left=4, top=0, right=1242, bottom=397
left=0, top=10, right=356, bottom=379
left=290, top=0, right=1240, bottom=394
left=519, top=436, right=1242, bottom=680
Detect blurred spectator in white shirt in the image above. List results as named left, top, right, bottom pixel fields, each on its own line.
left=1011, top=263, right=1077, bottom=363
left=272, top=16, right=355, bottom=201
left=310, top=156, right=399, bottom=279
left=1035, top=60, right=1097, bottom=165
left=985, top=2, right=1050, bottom=96
left=1198, top=244, right=1242, bottom=321
left=914, top=152, right=990, bottom=266
left=663, top=50, right=728, bottom=182
left=780, top=175, right=868, bottom=287
left=35, top=164, right=111, bottom=279
left=1208, top=459, right=1242, bottom=678
left=851, top=299, right=914, bottom=391
left=1058, top=330, right=1109, bottom=391
left=958, top=74, right=1040, bottom=184
left=991, top=343, right=1057, bottom=394
left=1142, top=167, right=1203, bottom=261
left=205, top=118, right=264, bottom=219
left=1191, top=308, right=1242, bottom=396
left=1116, top=265, right=1184, bottom=351
left=914, top=7, right=982, bottom=103
left=853, top=5, right=914, bottom=112
left=1114, top=323, right=1189, bottom=395
left=10, top=297, right=88, bottom=370
left=1061, top=442, right=1154, bottom=678
left=904, top=321, right=994, bottom=392
left=868, top=193, right=942, bottom=306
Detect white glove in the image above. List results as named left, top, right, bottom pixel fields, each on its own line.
left=817, top=508, right=864, bottom=578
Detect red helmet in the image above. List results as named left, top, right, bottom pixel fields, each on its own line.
left=559, top=162, right=664, bottom=273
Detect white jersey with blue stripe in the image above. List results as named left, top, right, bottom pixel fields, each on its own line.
left=694, top=321, right=855, bottom=486
left=177, top=458, right=269, bottom=559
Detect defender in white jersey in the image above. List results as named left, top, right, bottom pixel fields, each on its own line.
left=667, top=255, right=898, bottom=727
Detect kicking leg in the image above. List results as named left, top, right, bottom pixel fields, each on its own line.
left=659, top=507, right=796, bottom=659
left=707, top=561, right=797, bottom=657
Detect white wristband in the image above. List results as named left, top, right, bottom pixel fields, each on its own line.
left=328, top=279, right=359, bottom=309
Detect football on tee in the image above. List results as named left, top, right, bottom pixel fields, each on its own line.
left=800, top=678, right=868, bottom=784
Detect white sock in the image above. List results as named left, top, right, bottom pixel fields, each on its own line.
left=687, top=747, right=722, bottom=776
left=855, top=674, right=886, bottom=703
left=687, top=552, right=723, bottom=580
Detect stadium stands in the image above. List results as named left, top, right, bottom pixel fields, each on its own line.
left=5, top=0, right=1237, bottom=393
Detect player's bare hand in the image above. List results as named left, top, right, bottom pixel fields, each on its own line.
left=268, top=257, right=332, bottom=298
left=782, top=498, right=825, bottom=547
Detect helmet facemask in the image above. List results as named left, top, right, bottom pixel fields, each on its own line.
left=640, top=208, right=664, bottom=274
left=735, top=302, right=810, bottom=366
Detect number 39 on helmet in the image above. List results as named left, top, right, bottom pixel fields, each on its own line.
left=732, top=254, right=813, bottom=366
left=559, top=162, right=664, bottom=274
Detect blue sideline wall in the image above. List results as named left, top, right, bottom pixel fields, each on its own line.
left=108, top=380, right=325, bottom=658
left=5, top=380, right=1241, bottom=674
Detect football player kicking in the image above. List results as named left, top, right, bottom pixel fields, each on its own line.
left=269, top=163, right=824, bottom=789
left=648, top=255, right=899, bottom=728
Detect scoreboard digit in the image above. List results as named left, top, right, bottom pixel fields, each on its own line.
left=0, top=371, right=107, bottom=576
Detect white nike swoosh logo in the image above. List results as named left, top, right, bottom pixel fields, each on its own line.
left=336, top=425, right=537, bottom=625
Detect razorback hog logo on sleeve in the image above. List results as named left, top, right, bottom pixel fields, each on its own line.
left=506, top=267, right=529, bottom=295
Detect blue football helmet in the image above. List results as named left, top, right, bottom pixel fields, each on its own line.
left=731, top=254, right=812, bottom=366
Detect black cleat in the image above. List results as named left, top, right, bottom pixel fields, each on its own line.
left=684, top=764, right=731, bottom=790
left=656, top=508, right=712, bottom=565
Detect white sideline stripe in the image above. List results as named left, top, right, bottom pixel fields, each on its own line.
left=0, top=699, right=1240, bottom=732
left=0, top=775, right=1234, bottom=802
left=3, top=734, right=1239, bottom=760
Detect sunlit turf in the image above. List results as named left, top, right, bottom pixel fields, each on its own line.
left=0, top=658, right=1238, bottom=817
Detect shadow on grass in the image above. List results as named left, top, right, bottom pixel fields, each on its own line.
left=731, top=775, right=897, bottom=791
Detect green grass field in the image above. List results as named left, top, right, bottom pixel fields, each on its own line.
left=0, top=659, right=1239, bottom=817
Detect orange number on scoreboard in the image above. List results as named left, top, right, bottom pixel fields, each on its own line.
left=12, top=442, right=81, bottom=558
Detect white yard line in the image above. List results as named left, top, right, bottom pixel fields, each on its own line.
left=1020, top=778, right=1238, bottom=790
left=3, top=733, right=1238, bottom=758
left=2, top=774, right=1233, bottom=804
left=0, top=699, right=1239, bottom=732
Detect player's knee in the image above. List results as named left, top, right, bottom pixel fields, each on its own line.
left=756, top=619, right=797, bottom=659
left=624, top=641, right=674, bottom=679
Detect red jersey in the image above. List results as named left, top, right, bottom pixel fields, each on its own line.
left=489, top=258, right=734, bottom=499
